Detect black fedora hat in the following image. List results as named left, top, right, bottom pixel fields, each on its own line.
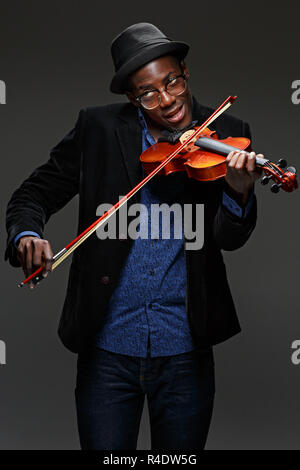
left=110, top=23, right=190, bottom=94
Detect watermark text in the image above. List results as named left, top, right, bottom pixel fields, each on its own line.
left=0, top=80, right=6, bottom=104
left=96, top=198, right=204, bottom=251
left=291, top=80, right=300, bottom=105
left=0, top=340, right=6, bottom=365
left=291, top=340, right=300, bottom=365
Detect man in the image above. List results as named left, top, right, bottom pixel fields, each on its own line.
left=5, top=23, right=262, bottom=450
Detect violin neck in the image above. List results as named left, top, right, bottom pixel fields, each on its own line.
left=194, top=137, right=268, bottom=167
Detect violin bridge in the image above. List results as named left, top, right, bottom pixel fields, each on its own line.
left=180, top=130, right=197, bottom=151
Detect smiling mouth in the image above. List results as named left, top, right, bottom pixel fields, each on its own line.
left=164, top=104, right=185, bottom=124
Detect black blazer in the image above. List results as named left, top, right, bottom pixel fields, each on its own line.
left=4, top=97, right=257, bottom=353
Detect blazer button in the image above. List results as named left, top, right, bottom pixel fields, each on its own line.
left=100, top=275, right=110, bottom=285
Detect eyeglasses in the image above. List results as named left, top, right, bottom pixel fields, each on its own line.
left=134, top=73, right=187, bottom=110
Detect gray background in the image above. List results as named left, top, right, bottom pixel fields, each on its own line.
left=0, top=0, right=299, bottom=450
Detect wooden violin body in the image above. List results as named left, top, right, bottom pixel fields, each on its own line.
left=18, top=95, right=298, bottom=289
left=140, top=126, right=298, bottom=193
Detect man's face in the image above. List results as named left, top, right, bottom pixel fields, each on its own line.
left=126, top=55, right=192, bottom=131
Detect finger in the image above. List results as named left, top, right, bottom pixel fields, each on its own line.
left=255, top=154, right=264, bottom=168
left=24, top=241, right=35, bottom=289
left=29, top=239, right=52, bottom=277
left=234, top=152, right=248, bottom=170
left=41, top=241, right=54, bottom=277
left=226, top=150, right=236, bottom=163
left=254, top=154, right=264, bottom=175
left=228, top=151, right=244, bottom=169
left=25, top=241, right=32, bottom=277
left=32, top=238, right=43, bottom=268
left=246, top=151, right=256, bottom=173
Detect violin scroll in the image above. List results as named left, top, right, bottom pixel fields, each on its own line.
left=260, top=159, right=298, bottom=193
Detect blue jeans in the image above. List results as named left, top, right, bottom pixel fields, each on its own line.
left=75, top=344, right=215, bottom=450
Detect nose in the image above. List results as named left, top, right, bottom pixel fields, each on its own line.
left=159, top=90, right=176, bottom=108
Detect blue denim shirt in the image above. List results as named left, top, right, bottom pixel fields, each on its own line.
left=14, top=109, right=254, bottom=359
left=95, top=109, right=195, bottom=357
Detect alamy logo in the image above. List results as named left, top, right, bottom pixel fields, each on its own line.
left=291, top=340, right=300, bottom=365
left=291, top=80, right=300, bottom=105
left=0, top=80, right=6, bottom=104
left=96, top=198, right=204, bottom=250
left=0, top=340, right=6, bottom=365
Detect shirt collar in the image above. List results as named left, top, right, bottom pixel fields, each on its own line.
left=138, top=107, right=148, bottom=131
left=137, top=107, right=156, bottom=147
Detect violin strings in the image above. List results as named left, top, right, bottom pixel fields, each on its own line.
left=19, top=96, right=236, bottom=286
left=50, top=98, right=236, bottom=272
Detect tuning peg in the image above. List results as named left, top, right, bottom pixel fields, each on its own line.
left=277, top=159, right=287, bottom=169
left=261, top=175, right=273, bottom=185
left=286, top=166, right=297, bottom=174
left=271, top=183, right=282, bottom=193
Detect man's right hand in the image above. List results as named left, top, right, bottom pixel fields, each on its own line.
left=16, top=236, right=54, bottom=289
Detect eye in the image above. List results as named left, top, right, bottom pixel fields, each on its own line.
left=142, top=90, right=157, bottom=99
left=167, top=78, right=179, bottom=88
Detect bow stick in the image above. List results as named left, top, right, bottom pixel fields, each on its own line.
left=18, top=95, right=236, bottom=288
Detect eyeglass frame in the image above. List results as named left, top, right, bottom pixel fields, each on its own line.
left=133, top=72, right=188, bottom=110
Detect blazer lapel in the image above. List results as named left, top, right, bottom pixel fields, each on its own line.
left=115, top=104, right=143, bottom=204
left=192, top=95, right=212, bottom=125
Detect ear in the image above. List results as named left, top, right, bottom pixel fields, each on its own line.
left=180, top=60, right=190, bottom=80
left=125, top=91, right=139, bottom=108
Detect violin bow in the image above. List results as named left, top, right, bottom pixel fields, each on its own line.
left=18, top=95, right=237, bottom=288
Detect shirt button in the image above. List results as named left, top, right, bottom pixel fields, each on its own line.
left=150, top=269, right=154, bottom=276
left=100, top=275, right=110, bottom=285
left=149, top=303, right=152, bottom=309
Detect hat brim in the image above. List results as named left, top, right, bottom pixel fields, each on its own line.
left=110, top=41, right=189, bottom=94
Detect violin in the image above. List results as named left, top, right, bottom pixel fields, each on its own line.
left=140, top=126, right=298, bottom=194
left=18, top=96, right=298, bottom=288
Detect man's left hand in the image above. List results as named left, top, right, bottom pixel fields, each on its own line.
left=225, top=150, right=263, bottom=205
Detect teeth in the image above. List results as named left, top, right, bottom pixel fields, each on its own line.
left=166, top=106, right=184, bottom=122
left=167, top=108, right=181, bottom=118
